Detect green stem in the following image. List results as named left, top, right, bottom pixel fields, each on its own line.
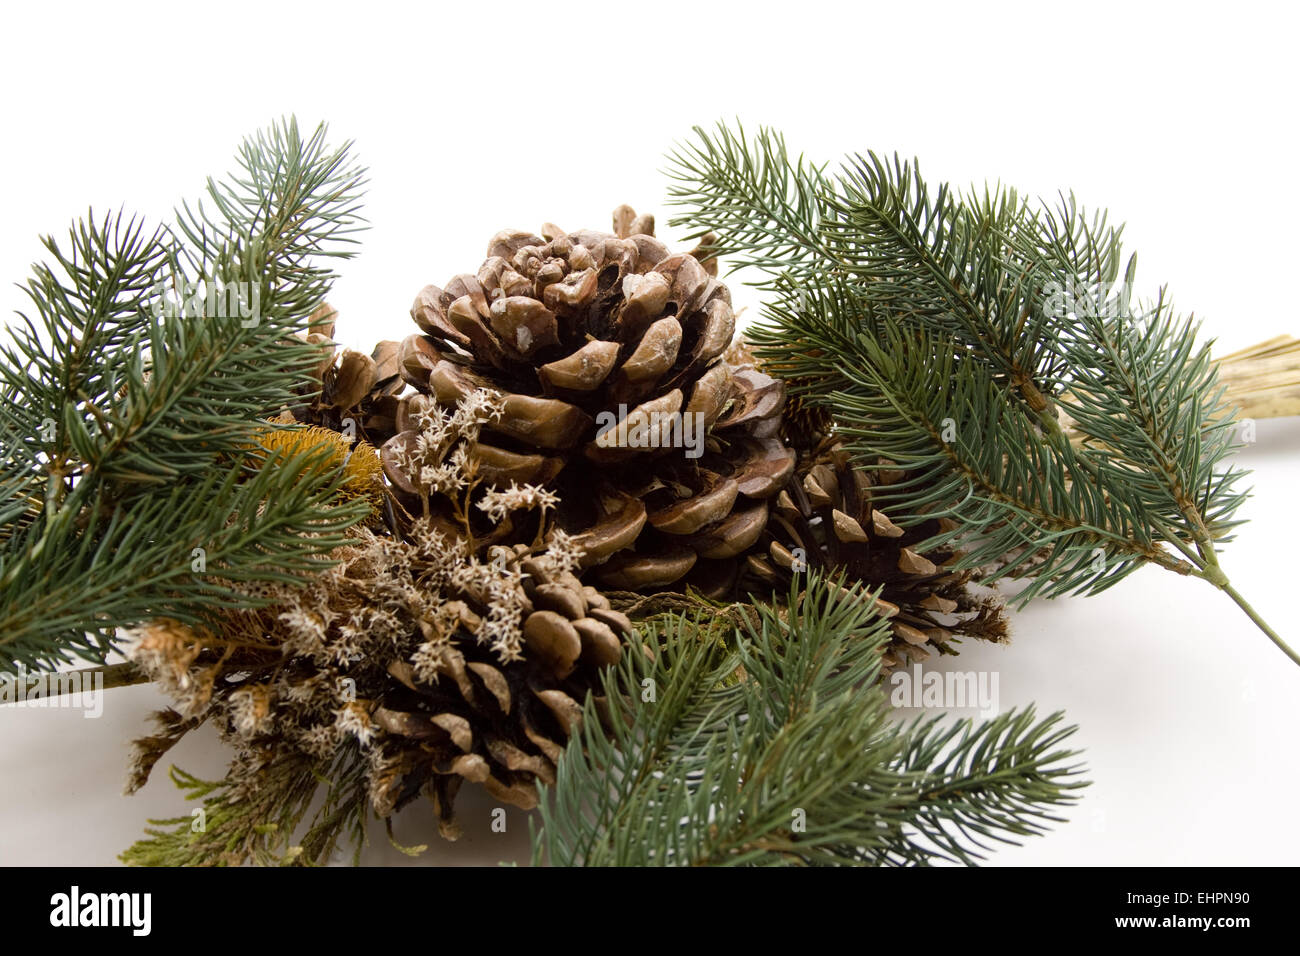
left=1216, top=580, right=1300, bottom=667
left=1183, top=529, right=1296, bottom=664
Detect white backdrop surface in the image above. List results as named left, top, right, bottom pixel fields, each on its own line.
left=1, top=0, right=1296, bottom=866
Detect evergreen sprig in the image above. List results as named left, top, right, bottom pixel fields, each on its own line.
left=531, top=577, right=1086, bottom=866
left=667, top=122, right=1292, bottom=665
left=0, top=117, right=370, bottom=674
left=120, top=748, right=371, bottom=867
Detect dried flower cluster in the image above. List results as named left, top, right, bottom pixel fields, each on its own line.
left=125, top=390, right=625, bottom=846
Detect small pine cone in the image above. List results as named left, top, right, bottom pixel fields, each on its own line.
left=387, top=207, right=796, bottom=592
left=741, top=434, right=1008, bottom=671
left=290, top=303, right=406, bottom=446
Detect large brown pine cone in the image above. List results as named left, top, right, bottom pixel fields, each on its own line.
left=389, top=207, right=796, bottom=592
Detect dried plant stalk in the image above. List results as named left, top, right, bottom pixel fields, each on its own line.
left=1212, top=334, right=1300, bottom=421
left=1062, top=334, right=1300, bottom=445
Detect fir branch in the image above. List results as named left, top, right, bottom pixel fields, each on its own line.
left=667, top=122, right=1293, bottom=664
left=531, top=576, right=1086, bottom=866
left=886, top=708, right=1087, bottom=865
left=0, top=444, right=363, bottom=669
left=776, top=290, right=1190, bottom=597
left=0, top=118, right=370, bottom=674
left=175, top=118, right=367, bottom=329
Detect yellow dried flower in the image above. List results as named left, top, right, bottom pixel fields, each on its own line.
left=252, top=418, right=384, bottom=512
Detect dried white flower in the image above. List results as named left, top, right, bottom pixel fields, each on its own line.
left=125, top=379, right=602, bottom=833
left=229, top=684, right=273, bottom=737
left=335, top=701, right=377, bottom=748
left=418, top=461, right=468, bottom=496
left=298, top=723, right=343, bottom=759
left=451, top=389, right=503, bottom=434
left=477, top=481, right=560, bottom=522
left=412, top=401, right=448, bottom=434
left=480, top=604, right=525, bottom=662
left=535, top=528, right=586, bottom=578
left=411, top=640, right=450, bottom=683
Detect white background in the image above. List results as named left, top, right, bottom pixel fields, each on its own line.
left=1, top=0, right=1297, bottom=866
